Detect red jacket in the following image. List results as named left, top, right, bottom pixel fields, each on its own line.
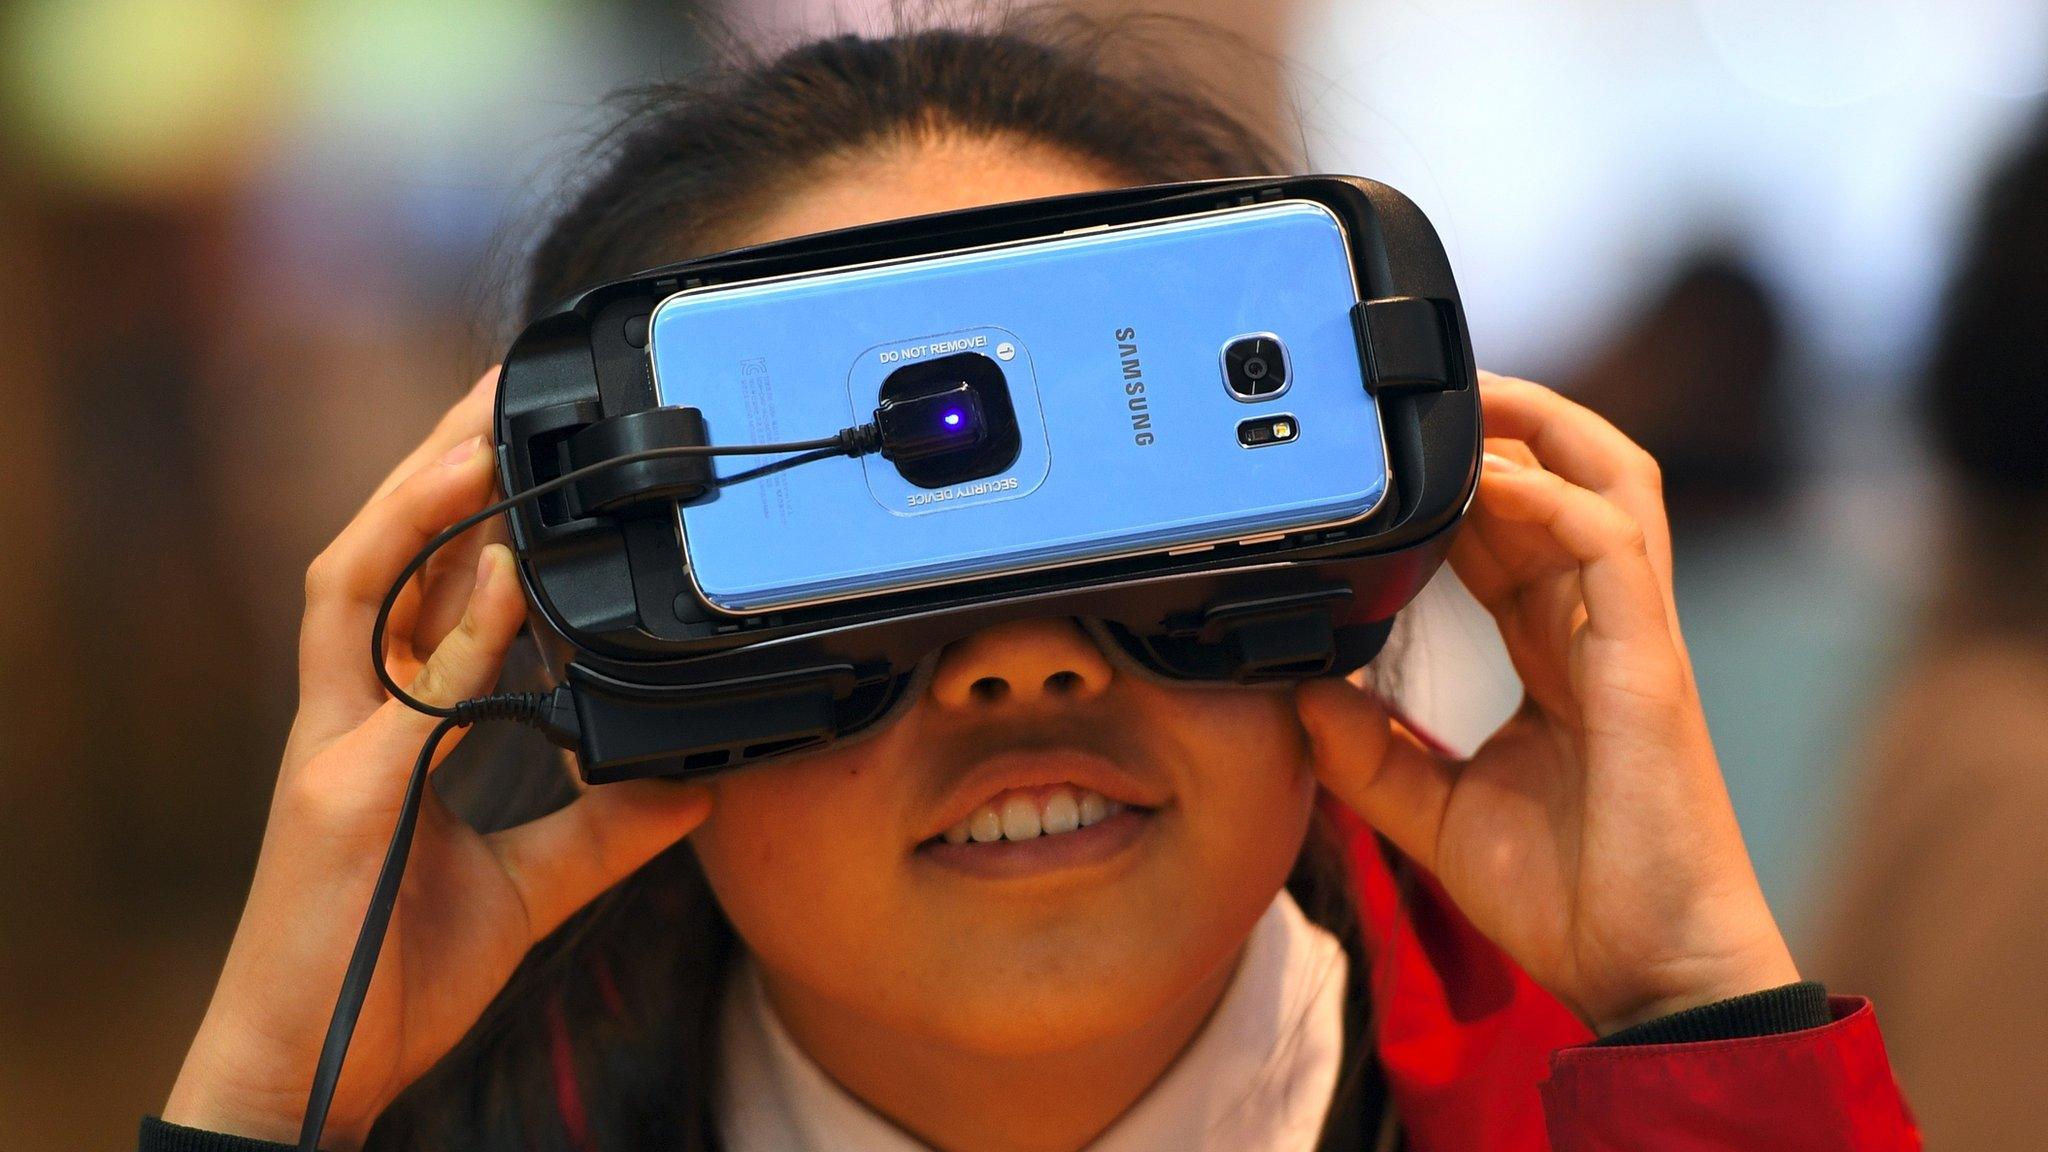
left=1324, top=796, right=1920, bottom=1150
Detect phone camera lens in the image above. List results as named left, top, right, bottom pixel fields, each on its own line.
left=1223, top=336, right=1288, bottom=400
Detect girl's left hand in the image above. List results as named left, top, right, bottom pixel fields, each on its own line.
left=1296, top=371, right=1800, bottom=1037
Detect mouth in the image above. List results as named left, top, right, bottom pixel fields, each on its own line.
left=913, top=747, right=1166, bottom=880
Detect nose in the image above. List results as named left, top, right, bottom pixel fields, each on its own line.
left=928, top=617, right=1115, bottom=710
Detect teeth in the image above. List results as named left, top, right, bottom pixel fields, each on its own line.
left=999, top=796, right=1041, bottom=840
left=1041, top=791, right=1080, bottom=835
left=1078, top=791, right=1108, bottom=827
left=969, top=807, right=1003, bottom=843
left=944, top=786, right=1127, bottom=846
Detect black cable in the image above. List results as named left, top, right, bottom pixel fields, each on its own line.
left=295, top=695, right=561, bottom=1152
left=711, top=443, right=850, bottom=488
left=297, top=712, right=457, bottom=1152
left=370, top=429, right=862, bottom=718
left=301, top=422, right=873, bottom=1151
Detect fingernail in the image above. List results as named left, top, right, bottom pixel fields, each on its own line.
left=1482, top=451, right=1522, bottom=472
left=473, top=546, right=497, bottom=594
left=441, top=435, right=484, bottom=466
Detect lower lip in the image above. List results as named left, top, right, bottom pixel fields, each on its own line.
left=914, top=807, right=1154, bottom=880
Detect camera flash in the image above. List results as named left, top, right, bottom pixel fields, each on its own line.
left=1236, top=414, right=1299, bottom=448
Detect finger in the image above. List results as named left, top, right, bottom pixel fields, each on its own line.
left=1454, top=458, right=1592, bottom=614
left=1296, top=677, right=1454, bottom=870
left=380, top=564, right=427, bottom=668
left=299, top=436, right=499, bottom=723
left=382, top=513, right=508, bottom=668
left=1449, top=492, right=1589, bottom=719
left=1472, top=454, right=1673, bottom=654
left=401, top=544, right=524, bottom=710
left=296, top=545, right=528, bottom=800
left=1476, top=373, right=1674, bottom=592
left=1446, top=472, right=1525, bottom=615
left=412, top=517, right=511, bottom=657
left=1484, top=425, right=1700, bottom=695
left=360, top=368, right=499, bottom=513
left=1447, top=432, right=1546, bottom=616
left=487, top=779, right=713, bottom=946
left=1483, top=435, right=1540, bottom=470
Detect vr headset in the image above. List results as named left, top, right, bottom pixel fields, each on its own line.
left=492, top=174, right=1478, bottom=785
left=299, top=173, right=1477, bottom=1150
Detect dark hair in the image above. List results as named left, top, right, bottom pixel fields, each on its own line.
left=370, top=18, right=1379, bottom=1151
left=521, top=15, right=1291, bottom=321
left=1925, top=104, right=2048, bottom=504
left=1919, top=104, right=2048, bottom=634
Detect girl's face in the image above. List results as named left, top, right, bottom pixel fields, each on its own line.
left=687, top=136, right=1320, bottom=1059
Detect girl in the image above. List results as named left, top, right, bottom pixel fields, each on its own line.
left=149, top=19, right=1916, bottom=1152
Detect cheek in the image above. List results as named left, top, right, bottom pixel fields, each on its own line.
left=1159, top=687, right=1321, bottom=926
left=690, top=745, right=913, bottom=1006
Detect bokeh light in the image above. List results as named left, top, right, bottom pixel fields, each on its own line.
left=3, top=0, right=289, bottom=192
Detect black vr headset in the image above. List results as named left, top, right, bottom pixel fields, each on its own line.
left=300, top=173, right=1478, bottom=1150
left=492, top=173, right=1481, bottom=785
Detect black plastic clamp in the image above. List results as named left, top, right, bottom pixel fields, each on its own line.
left=1189, top=586, right=1356, bottom=681
left=561, top=406, right=716, bottom=517
left=1355, top=296, right=1463, bottom=395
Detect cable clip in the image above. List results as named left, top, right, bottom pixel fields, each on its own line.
left=562, top=406, right=717, bottom=516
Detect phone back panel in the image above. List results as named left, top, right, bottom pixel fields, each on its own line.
left=649, top=200, right=1387, bottom=613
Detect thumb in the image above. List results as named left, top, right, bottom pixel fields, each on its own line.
left=487, top=779, right=714, bottom=945
left=1296, top=677, right=1452, bottom=869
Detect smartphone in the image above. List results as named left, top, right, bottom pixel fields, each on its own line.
left=647, top=199, right=1390, bottom=614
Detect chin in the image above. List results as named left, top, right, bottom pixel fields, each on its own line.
left=921, top=974, right=1189, bottom=1058
left=902, top=917, right=1226, bottom=1058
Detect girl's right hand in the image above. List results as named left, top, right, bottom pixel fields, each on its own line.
left=162, top=371, right=712, bottom=1150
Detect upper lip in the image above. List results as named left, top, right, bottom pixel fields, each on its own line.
left=916, top=745, right=1169, bottom=845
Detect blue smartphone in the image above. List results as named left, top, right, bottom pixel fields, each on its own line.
left=647, top=199, right=1389, bottom=614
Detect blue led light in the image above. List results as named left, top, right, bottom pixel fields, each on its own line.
left=943, top=410, right=963, bottom=427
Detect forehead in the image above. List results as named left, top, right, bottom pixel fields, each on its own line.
left=724, top=133, right=1127, bottom=248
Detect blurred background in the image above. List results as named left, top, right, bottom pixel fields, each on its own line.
left=3, top=1, right=2044, bottom=1147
